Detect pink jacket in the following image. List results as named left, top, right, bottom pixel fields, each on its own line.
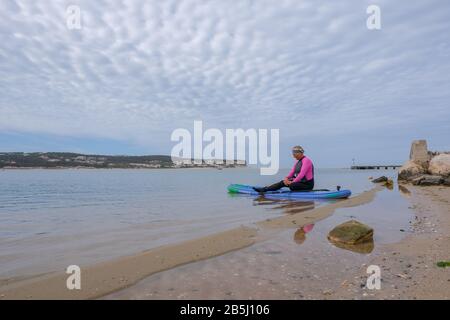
left=286, top=156, right=314, bottom=183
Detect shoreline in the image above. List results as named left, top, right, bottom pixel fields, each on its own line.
left=102, top=185, right=450, bottom=300
left=0, top=166, right=246, bottom=170
left=0, top=187, right=381, bottom=299
left=330, top=185, right=450, bottom=299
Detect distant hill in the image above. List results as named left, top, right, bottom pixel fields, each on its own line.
left=0, top=152, right=245, bottom=169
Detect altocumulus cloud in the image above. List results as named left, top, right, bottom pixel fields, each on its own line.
left=0, top=0, right=449, bottom=162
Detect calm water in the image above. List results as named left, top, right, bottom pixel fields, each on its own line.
left=0, top=168, right=398, bottom=278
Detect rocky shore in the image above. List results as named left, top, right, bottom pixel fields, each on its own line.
left=398, top=140, right=450, bottom=186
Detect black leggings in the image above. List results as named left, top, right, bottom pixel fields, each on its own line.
left=265, top=179, right=314, bottom=191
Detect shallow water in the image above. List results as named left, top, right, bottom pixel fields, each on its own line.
left=104, top=186, right=414, bottom=300
left=0, top=167, right=397, bottom=278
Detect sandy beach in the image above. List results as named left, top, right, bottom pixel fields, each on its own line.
left=1, top=0, right=449, bottom=307
left=104, top=185, right=450, bottom=300
left=1, top=181, right=448, bottom=300
left=0, top=185, right=378, bottom=299
left=333, top=186, right=450, bottom=299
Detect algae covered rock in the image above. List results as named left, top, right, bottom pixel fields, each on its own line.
left=372, top=176, right=388, bottom=183
left=371, top=176, right=394, bottom=189
left=330, top=239, right=374, bottom=254
left=383, top=178, right=394, bottom=190
left=327, top=220, right=374, bottom=245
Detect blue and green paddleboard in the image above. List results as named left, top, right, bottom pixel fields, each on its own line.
left=227, top=184, right=351, bottom=200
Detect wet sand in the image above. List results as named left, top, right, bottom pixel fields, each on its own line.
left=0, top=187, right=380, bottom=299
left=2, top=184, right=448, bottom=300
left=331, top=185, right=450, bottom=299
left=104, top=185, right=450, bottom=300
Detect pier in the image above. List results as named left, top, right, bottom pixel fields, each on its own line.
left=351, top=165, right=401, bottom=170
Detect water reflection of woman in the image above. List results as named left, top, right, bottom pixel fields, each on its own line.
left=293, top=224, right=315, bottom=245
left=253, top=198, right=315, bottom=215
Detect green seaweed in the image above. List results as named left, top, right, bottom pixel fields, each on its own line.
left=436, top=261, right=450, bottom=268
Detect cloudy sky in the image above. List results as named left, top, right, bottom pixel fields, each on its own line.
left=0, top=0, right=449, bottom=167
